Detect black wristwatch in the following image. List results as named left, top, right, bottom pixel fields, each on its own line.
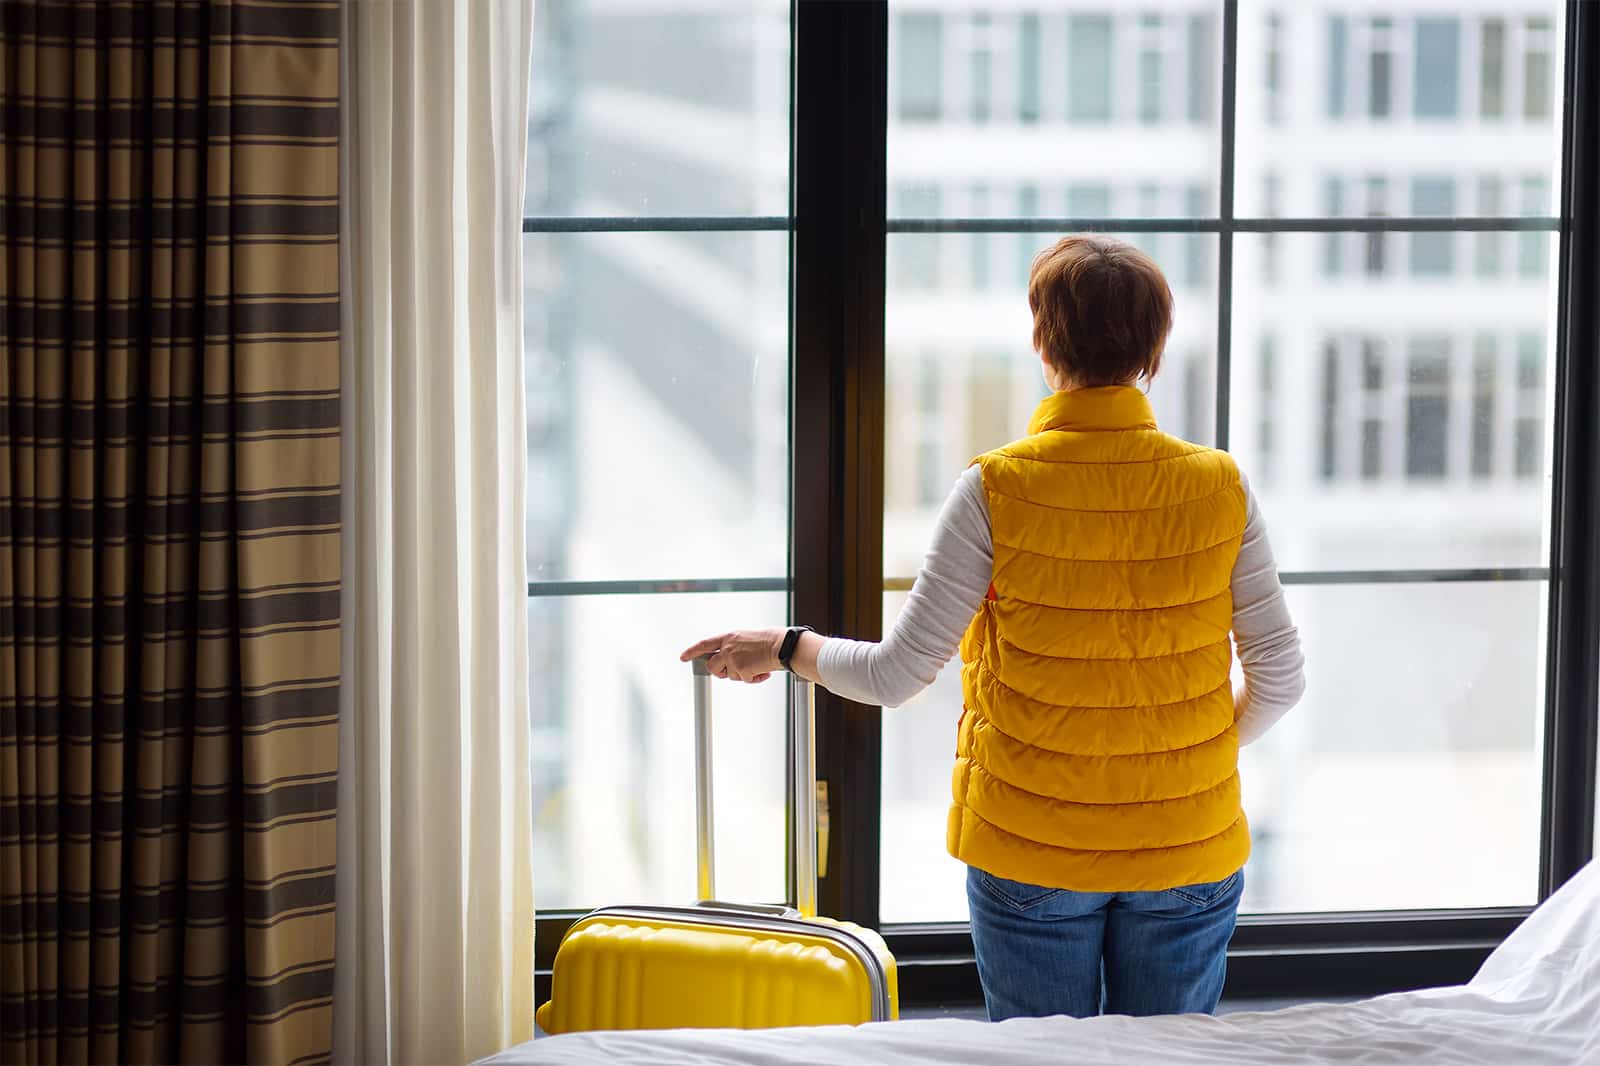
left=777, top=625, right=815, bottom=671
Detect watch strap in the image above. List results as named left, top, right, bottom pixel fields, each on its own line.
left=778, top=625, right=814, bottom=670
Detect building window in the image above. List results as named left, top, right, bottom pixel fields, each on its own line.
left=1525, top=17, right=1554, bottom=121
left=898, top=14, right=943, bottom=121
left=1258, top=335, right=1276, bottom=485
left=1368, top=18, right=1395, bottom=119
left=1472, top=335, right=1496, bottom=478
left=1516, top=333, right=1545, bottom=478
left=1138, top=14, right=1163, bottom=124
left=1410, top=178, right=1456, bottom=276
left=1261, top=172, right=1281, bottom=281
left=896, top=184, right=941, bottom=288
left=1406, top=337, right=1451, bottom=478
left=1018, top=15, right=1041, bottom=123
left=1365, top=176, right=1388, bottom=276
left=1320, top=341, right=1339, bottom=481
left=968, top=185, right=990, bottom=289
left=1265, top=12, right=1284, bottom=124
left=1067, top=16, right=1114, bottom=121
left=969, top=14, right=993, bottom=124
left=1520, top=176, right=1550, bottom=277
left=1476, top=177, right=1504, bottom=276
left=1185, top=185, right=1210, bottom=287
left=1360, top=339, right=1385, bottom=479
left=1066, top=182, right=1111, bottom=220
left=1328, top=16, right=1348, bottom=117
left=917, top=359, right=944, bottom=505
left=1413, top=18, right=1460, bottom=119
left=1481, top=18, right=1507, bottom=119
left=1324, top=177, right=1344, bottom=276
left=1017, top=185, right=1040, bottom=284
left=1182, top=356, right=1210, bottom=445
left=1187, top=13, right=1214, bottom=122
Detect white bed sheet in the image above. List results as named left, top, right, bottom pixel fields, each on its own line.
left=483, top=860, right=1600, bottom=1066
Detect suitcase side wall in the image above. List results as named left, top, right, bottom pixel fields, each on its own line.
left=539, top=911, right=890, bottom=1034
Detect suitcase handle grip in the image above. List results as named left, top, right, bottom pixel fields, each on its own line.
left=692, top=656, right=819, bottom=918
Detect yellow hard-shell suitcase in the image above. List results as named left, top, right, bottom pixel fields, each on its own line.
left=536, top=660, right=899, bottom=1034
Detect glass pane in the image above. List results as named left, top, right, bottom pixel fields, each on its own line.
left=1234, top=3, right=1565, bottom=216
left=526, top=0, right=790, bottom=217
left=1413, top=18, right=1461, bottom=119
left=880, top=232, right=1219, bottom=922
left=524, top=232, right=789, bottom=583
left=888, top=5, right=1224, bottom=220
left=1229, top=232, right=1555, bottom=572
left=531, top=592, right=789, bottom=908
left=1239, top=581, right=1543, bottom=911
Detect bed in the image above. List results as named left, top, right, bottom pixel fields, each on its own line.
left=481, top=859, right=1600, bottom=1065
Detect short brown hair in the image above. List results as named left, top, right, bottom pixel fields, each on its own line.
left=1027, top=234, right=1174, bottom=387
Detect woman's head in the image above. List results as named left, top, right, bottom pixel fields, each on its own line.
left=1028, top=234, right=1174, bottom=391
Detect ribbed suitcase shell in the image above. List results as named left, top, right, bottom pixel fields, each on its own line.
left=537, top=663, right=898, bottom=1034
left=536, top=906, right=898, bottom=1033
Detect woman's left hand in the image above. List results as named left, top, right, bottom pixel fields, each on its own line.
left=679, top=628, right=786, bottom=683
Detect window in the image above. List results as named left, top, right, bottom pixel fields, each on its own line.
left=1019, top=15, right=1041, bottom=123
left=1521, top=176, right=1551, bottom=276
left=1265, top=12, right=1284, bottom=124
left=1067, top=16, right=1113, bottom=121
left=898, top=14, right=943, bottom=121
left=885, top=2, right=1573, bottom=925
left=1324, top=12, right=1556, bottom=125
left=1369, top=18, right=1395, bottom=118
left=1365, top=176, right=1389, bottom=275
left=1360, top=339, right=1386, bottom=479
left=1516, top=332, right=1546, bottom=478
left=524, top=0, right=793, bottom=909
left=1324, top=177, right=1344, bottom=275
left=917, top=360, right=945, bottom=505
left=1410, top=178, right=1456, bottom=276
left=1481, top=18, right=1507, bottom=118
left=1187, top=14, right=1215, bottom=122
left=895, top=184, right=942, bottom=288
left=1321, top=341, right=1340, bottom=481
left=1525, top=17, right=1554, bottom=120
left=529, top=0, right=1595, bottom=1013
left=1414, top=18, right=1460, bottom=118
left=1477, top=177, right=1505, bottom=275
left=1406, top=338, right=1451, bottom=477
left=1139, top=15, right=1163, bottom=124
left=1261, top=173, right=1281, bottom=281
left=1329, top=16, right=1348, bottom=117
left=1472, top=335, right=1496, bottom=478
left=969, top=14, right=993, bottom=123
left=1259, top=336, right=1277, bottom=485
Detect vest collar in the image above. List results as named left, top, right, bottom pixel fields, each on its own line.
left=1027, top=385, right=1159, bottom=434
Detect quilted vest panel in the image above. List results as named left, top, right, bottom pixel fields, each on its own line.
left=947, top=386, right=1250, bottom=891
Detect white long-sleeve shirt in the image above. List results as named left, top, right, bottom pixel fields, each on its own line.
left=815, top=465, right=1306, bottom=745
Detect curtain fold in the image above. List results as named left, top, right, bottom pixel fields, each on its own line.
left=0, top=3, right=342, bottom=1065
left=335, top=0, right=536, bottom=1062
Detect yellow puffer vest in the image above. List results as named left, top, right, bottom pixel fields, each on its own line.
left=947, top=385, right=1250, bottom=892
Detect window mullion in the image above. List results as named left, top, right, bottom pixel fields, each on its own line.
left=792, top=0, right=889, bottom=928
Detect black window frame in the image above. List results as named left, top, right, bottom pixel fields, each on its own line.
left=530, top=0, right=1599, bottom=1009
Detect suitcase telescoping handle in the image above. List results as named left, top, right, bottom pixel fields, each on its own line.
left=692, top=656, right=819, bottom=919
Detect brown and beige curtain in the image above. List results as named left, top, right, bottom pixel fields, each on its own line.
left=0, top=3, right=341, bottom=1064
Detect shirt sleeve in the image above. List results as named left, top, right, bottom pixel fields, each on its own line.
left=1230, top=475, right=1308, bottom=745
left=814, top=465, right=993, bottom=707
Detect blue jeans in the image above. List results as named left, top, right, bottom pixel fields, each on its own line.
left=965, top=865, right=1244, bottom=1020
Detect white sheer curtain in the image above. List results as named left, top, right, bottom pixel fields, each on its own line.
left=336, top=1, right=535, bottom=1063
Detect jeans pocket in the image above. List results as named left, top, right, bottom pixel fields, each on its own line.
left=1167, top=868, right=1244, bottom=908
left=978, top=870, right=1065, bottom=912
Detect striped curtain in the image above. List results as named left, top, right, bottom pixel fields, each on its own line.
left=0, top=3, right=341, bottom=1065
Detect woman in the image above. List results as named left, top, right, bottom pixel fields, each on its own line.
left=680, top=234, right=1306, bottom=1021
